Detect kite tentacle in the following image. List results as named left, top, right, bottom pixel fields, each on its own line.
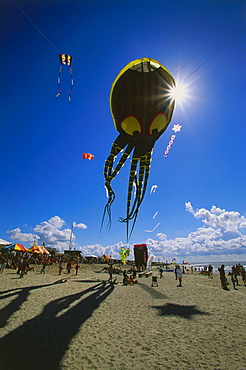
left=101, top=141, right=134, bottom=233
left=118, top=148, right=153, bottom=241
left=128, top=151, right=152, bottom=239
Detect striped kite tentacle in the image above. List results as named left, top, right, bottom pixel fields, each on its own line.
left=101, top=142, right=134, bottom=233
left=139, top=150, right=152, bottom=203
left=119, top=149, right=153, bottom=241
left=127, top=150, right=153, bottom=240
left=126, top=157, right=138, bottom=241
left=104, top=142, right=122, bottom=180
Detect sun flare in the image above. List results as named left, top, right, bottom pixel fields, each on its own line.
left=167, top=81, right=190, bottom=104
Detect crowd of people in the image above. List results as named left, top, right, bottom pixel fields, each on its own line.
left=218, top=263, right=246, bottom=290
left=0, top=250, right=83, bottom=278
left=1, top=250, right=246, bottom=292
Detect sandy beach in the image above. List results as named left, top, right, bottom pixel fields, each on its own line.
left=0, top=263, right=245, bottom=370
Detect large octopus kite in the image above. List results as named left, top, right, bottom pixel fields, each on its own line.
left=102, top=57, right=175, bottom=240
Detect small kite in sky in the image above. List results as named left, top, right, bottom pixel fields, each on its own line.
left=150, top=185, right=158, bottom=194
left=101, top=57, right=175, bottom=241
left=56, top=54, right=74, bottom=101
left=144, top=223, right=160, bottom=233
left=163, top=124, right=182, bottom=157
left=82, top=153, right=94, bottom=161
left=153, top=211, right=158, bottom=219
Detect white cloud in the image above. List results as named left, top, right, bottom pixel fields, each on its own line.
left=7, top=216, right=87, bottom=251
left=7, top=227, right=37, bottom=242
left=73, top=222, right=87, bottom=229
left=191, top=204, right=246, bottom=233
left=5, top=205, right=246, bottom=262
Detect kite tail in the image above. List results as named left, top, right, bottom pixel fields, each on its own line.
left=68, top=67, right=74, bottom=102
left=56, top=66, right=62, bottom=100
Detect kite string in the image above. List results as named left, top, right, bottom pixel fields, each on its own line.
left=11, top=0, right=60, bottom=53
left=185, top=24, right=246, bottom=80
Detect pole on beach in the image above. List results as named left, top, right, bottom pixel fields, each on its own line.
left=69, top=223, right=74, bottom=250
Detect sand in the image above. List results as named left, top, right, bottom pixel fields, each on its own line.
left=0, top=263, right=245, bottom=370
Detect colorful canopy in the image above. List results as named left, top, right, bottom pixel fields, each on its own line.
left=28, top=245, right=49, bottom=254
left=13, top=243, right=27, bottom=251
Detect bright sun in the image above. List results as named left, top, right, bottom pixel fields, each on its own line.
left=167, top=81, right=189, bottom=104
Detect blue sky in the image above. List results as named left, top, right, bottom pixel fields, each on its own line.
left=1, top=0, right=246, bottom=262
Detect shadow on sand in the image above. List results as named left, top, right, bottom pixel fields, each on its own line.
left=0, top=281, right=114, bottom=369
left=152, top=303, right=210, bottom=319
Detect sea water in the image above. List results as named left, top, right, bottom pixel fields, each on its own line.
left=189, top=261, right=246, bottom=274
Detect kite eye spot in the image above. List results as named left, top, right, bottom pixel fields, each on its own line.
left=120, top=116, right=141, bottom=136
left=149, top=113, right=168, bottom=135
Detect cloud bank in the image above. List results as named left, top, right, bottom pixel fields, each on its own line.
left=6, top=203, right=246, bottom=262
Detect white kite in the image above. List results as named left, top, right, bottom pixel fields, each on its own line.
left=144, top=223, right=160, bottom=233
left=150, top=185, right=158, bottom=194
left=153, top=211, right=158, bottom=219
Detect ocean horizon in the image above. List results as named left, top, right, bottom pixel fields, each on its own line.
left=188, top=260, right=246, bottom=273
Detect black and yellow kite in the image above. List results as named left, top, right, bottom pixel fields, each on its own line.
left=102, top=57, right=175, bottom=240
left=56, top=54, right=74, bottom=101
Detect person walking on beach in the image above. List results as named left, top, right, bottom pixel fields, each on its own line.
left=40, top=260, right=47, bottom=274
left=176, top=265, right=183, bottom=287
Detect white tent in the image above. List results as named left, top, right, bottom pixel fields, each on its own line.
left=0, top=238, right=12, bottom=247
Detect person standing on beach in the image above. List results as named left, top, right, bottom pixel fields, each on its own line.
left=58, top=262, right=63, bottom=275
left=66, top=261, right=72, bottom=274
left=108, top=264, right=113, bottom=282
left=0, top=256, right=7, bottom=273
left=229, top=268, right=238, bottom=290
left=19, top=258, right=28, bottom=278
left=176, top=265, right=183, bottom=287
left=218, top=264, right=229, bottom=290
left=75, top=263, right=79, bottom=275
left=240, top=266, right=246, bottom=286
left=174, top=265, right=178, bottom=280
left=232, top=265, right=240, bottom=286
